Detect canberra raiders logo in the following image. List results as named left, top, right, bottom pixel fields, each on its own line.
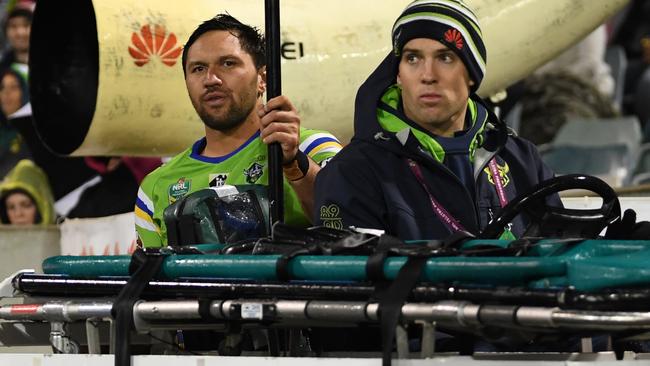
left=168, top=177, right=191, bottom=203
left=244, top=162, right=264, bottom=184
left=483, top=162, right=511, bottom=187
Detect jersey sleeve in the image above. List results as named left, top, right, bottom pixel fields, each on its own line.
left=298, top=128, right=343, bottom=166
left=134, top=183, right=163, bottom=248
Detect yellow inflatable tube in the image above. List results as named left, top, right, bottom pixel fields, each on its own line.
left=29, top=0, right=629, bottom=156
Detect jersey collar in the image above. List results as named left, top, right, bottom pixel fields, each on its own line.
left=190, top=130, right=261, bottom=163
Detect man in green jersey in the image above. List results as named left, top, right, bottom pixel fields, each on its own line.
left=135, top=14, right=342, bottom=248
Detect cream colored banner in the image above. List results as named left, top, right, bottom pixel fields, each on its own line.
left=76, top=0, right=628, bottom=156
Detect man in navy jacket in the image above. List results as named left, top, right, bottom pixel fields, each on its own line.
left=314, top=0, right=560, bottom=240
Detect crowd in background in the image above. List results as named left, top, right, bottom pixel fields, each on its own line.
left=491, top=0, right=650, bottom=146
left=0, top=0, right=648, bottom=226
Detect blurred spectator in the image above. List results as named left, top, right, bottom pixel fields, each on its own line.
left=3, top=41, right=97, bottom=203
left=609, top=0, right=650, bottom=127
left=535, top=26, right=615, bottom=99
left=0, top=159, right=55, bottom=225
left=0, top=68, right=30, bottom=177
left=518, top=71, right=617, bottom=146
left=505, top=25, right=618, bottom=145
left=0, top=6, right=31, bottom=79
left=0, top=67, right=27, bottom=114
left=610, top=0, right=650, bottom=95
left=0, top=5, right=33, bottom=178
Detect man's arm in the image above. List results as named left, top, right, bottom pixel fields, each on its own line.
left=258, top=95, right=335, bottom=220
left=282, top=154, right=320, bottom=219
left=313, top=156, right=386, bottom=231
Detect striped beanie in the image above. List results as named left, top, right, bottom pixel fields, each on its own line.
left=392, top=0, right=486, bottom=91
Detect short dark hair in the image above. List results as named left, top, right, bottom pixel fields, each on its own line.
left=181, top=14, right=265, bottom=76
left=4, top=7, right=32, bottom=33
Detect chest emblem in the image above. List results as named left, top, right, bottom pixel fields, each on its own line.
left=483, top=161, right=510, bottom=187
left=244, top=162, right=264, bottom=184
left=168, top=177, right=191, bottom=203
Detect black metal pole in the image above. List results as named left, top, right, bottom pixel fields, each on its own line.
left=265, top=0, right=284, bottom=224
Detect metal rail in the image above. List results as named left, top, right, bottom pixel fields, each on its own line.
left=3, top=299, right=650, bottom=332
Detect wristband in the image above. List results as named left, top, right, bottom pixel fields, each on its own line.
left=283, top=150, right=310, bottom=181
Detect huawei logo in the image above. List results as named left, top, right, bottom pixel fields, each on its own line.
left=444, top=28, right=464, bottom=50
left=128, top=24, right=183, bottom=67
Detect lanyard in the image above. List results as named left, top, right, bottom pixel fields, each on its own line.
left=487, top=158, right=508, bottom=208
left=407, top=159, right=467, bottom=233
left=407, top=158, right=510, bottom=234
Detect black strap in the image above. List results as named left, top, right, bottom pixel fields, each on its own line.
left=375, top=256, right=428, bottom=366
left=165, top=214, right=180, bottom=247
left=276, top=245, right=319, bottom=281
left=369, top=231, right=473, bottom=366
left=367, top=232, right=472, bottom=282
left=178, top=213, right=198, bottom=246
left=111, top=249, right=166, bottom=366
left=164, top=197, right=188, bottom=247
left=366, top=235, right=404, bottom=282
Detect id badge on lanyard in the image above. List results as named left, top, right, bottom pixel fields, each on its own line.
left=488, top=159, right=515, bottom=240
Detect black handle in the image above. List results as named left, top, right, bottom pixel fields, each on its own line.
left=265, top=0, right=284, bottom=224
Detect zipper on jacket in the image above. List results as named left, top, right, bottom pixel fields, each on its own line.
left=472, top=136, right=507, bottom=228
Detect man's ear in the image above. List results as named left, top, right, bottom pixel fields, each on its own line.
left=396, top=73, right=402, bottom=87
left=258, top=66, right=267, bottom=97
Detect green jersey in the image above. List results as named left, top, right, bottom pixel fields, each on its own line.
left=135, top=128, right=342, bottom=248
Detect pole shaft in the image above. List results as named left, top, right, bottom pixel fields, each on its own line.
left=265, top=0, right=284, bottom=224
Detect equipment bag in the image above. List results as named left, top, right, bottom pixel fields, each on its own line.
left=163, top=185, right=270, bottom=246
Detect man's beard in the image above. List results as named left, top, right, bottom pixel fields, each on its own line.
left=198, top=93, right=257, bottom=132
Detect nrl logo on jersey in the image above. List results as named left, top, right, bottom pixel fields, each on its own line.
left=209, top=173, right=229, bottom=187
left=168, top=177, right=191, bottom=203
left=244, top=162, right=264, bottom=184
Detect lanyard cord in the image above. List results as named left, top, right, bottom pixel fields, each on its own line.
left=406, top=158, right=467, bottom=233
left=488, top=158, right=508, bottom=208
left=407, top=158, right=509, bottom=233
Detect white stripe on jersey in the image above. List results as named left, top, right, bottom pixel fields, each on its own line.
left=135, top=215, right=159, bottom=232
left=313, top=146, right=343, bottom=155
left=137, top=187, right=155, bottom=215
left=299, top=132, right=340, bottom=153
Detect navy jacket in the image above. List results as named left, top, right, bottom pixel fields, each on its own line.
left=314, top=54, right=559, bottom=240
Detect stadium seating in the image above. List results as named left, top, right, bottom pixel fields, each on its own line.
left=540, top=116, right=642, bottom=187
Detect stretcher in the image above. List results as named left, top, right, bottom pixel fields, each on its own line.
left=2, top=238, right=650, bottom=358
